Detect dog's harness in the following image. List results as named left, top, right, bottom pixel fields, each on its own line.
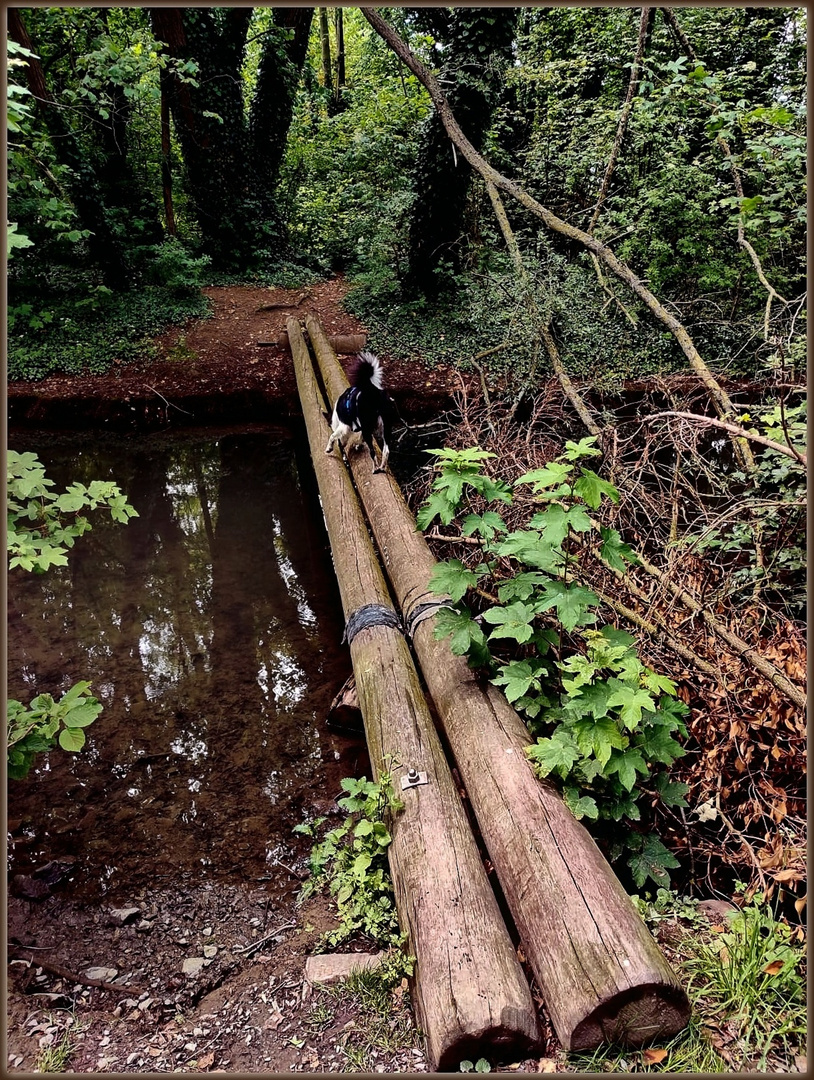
left=336, top=386, right=363, bottom=431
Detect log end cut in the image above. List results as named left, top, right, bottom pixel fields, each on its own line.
left=568, top=981, right=690, bottom=1051
left=432, top=1006, right=542, bottom=1072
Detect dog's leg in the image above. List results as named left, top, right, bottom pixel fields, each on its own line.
left=325, top=412, right=349, bottom=455
left=373, top=417, right=391, bottom=473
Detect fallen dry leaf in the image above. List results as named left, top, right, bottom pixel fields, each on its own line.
left=643, top=1048, right=668, bottom=1064
left=763, top=960, right=785, bottom=976
left=537, top=1058, right=558, bottom=1072
left=197, top=1052, right=215, bottom=1070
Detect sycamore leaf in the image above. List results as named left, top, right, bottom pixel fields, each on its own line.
left=515, top=461, right=573, bottom=491
left=416, top=492, right=456, bottom=530
left=428, top=559, right=482, bottom=602
left=526, top=731, right=580, bottom=779
left=562, top=436, right=601, bottom=461
left=642, top=670, right=678, bottom=697
left=466, top=472, right=513, bottom=504
left=573, top=469, right=619, bottom=509
left=599, top=526, right=640, bottom=570
left=605, top=748, right=649, bottom=791
left=627, top=834, right=681, bottom=889
left=493, top=530, right=563, bottom=572
left=482, top=601, right=537, bottom=643
left=492, top=659, right=546, bottom=703
left=571, top=716, right=627, bottom=766
left=497, top=571, right=549, bottom=602
left=606, top=682, right=657, bottom=728
left=461, top=511, right=506, bottom=539
left=537, top=580, right=598, bottom=631
left=563, top=786, right=599, bottom=820
left=653, top=772, right=690, bottom=807
left=634, top=725, right=686, bottom=766
left=432, top=607, right=491, bottom=667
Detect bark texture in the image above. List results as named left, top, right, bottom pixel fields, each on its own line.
left=288, top=317, right=540, bottom=1070
left=306, top=314, right=691, bottom=1051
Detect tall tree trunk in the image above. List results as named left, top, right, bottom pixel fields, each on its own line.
left=8, top=8, right=132, bottom=289
left=333, top=7, right=346, bottom=110
left=149, top=6, right=283, bottom=270
left=249, top=8, right=314, bottom=189
left=405, top=7, right=517, bottom=294
left=319, top=8, right=332, bottom=89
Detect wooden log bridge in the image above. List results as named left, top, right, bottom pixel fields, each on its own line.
left=286, top=317, right=540, bottom=1071
left=304, top=313, right=691, bottom=1052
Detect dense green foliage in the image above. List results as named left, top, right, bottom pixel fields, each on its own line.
left=295, top=772, right=404, bottom=948
left=7, top=7, right=805, bottom=382
left=418, top=442, right=690, bottom=888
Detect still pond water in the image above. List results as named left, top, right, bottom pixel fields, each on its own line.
left=8, top=427, right=367, bottom=901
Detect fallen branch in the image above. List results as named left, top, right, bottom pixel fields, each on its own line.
left=9, top=948, right=148, bottom=994
left=360, top=7, right=755, bottom=471
left=637, top=410, right=806, bottom=466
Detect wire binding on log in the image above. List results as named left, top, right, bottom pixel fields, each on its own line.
left=342, top=603, right=403, bottom=644
left=404, top=596, right=455, bottom=639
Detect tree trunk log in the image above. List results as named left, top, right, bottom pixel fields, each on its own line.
left=287, top=317, right=540, bottom=1069
left=305, top=314, right=691, bottom=1051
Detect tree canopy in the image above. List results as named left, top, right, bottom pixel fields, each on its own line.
left=7, top=5, right=806, bottom=382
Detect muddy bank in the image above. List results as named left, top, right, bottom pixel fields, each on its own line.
left=7, top=281, right=469, bottom=433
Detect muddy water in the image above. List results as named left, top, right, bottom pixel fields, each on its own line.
left=7, top=427, right=368, bottom=902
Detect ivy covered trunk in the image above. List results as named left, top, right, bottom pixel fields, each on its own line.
left=406, top=7, right=517, bottom=293
left=249, top=9, right=315, bottom=191
left=148, top=7, right=297, bottom=271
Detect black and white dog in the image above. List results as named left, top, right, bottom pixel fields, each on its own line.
left=325, top=352, right=392, bottom=474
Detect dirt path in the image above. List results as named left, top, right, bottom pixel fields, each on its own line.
left=8, top=278, right=470, bottom=431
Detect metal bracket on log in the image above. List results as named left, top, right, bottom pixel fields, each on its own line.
left=305, top=312, right=691, bottom=1053
left=401, top=768, right=428, bottom=790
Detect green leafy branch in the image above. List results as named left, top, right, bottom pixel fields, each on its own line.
left=295, top=772, right=405, bottom=948
left=418, top=440, right=689, bottom=889
left=7, top=681, right=103, bottom=780
left=8, top=450, right=138, bottom=573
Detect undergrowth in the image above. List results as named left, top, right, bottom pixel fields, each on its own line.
left=418, top=440, right=690, bottom=889
left=567, top=887, right=806, bottom=1073
left=7, top=285, right=210, bottom=381
left=295, top=772, right=405, bottom=950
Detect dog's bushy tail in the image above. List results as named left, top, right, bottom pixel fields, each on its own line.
left=350, top=351, right=383, bottom=390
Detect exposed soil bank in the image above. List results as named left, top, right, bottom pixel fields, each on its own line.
left=7, top=280, right=470, bottom=432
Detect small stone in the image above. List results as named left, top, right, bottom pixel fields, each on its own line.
left=182, top=957, right=207, bottom=976
left=304, top=952, right=386, bottom=986
left=203, top=945, right=217, bottom=959
left=83, top=967, right=118, bottom=982
left=202, top=926, right=213, bottom=937
left=109, top=906, right=141, bottom=926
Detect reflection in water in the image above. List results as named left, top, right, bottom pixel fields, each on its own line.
left=7, top=429, right=361, bottom=901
